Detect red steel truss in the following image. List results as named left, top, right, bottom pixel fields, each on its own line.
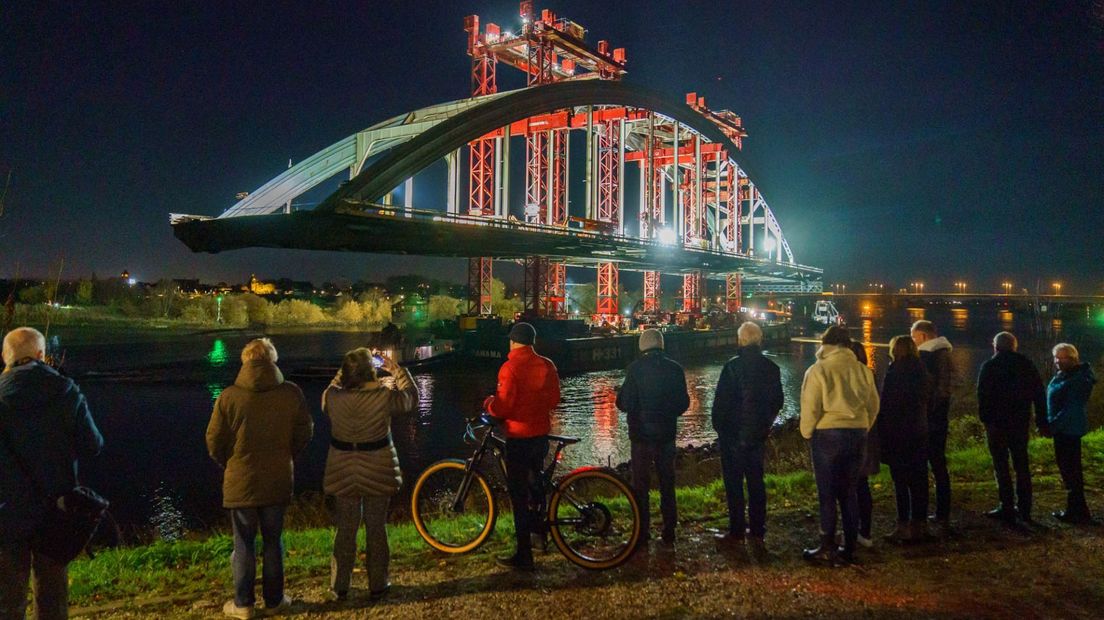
left=682, top=271, right=702, bottom=314
left=465, top=15, right=497, bottom=316
left=726, top=272, right=742, bottom=313
left=595, top=117, right=621, bottom=321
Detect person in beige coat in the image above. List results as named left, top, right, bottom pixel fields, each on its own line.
left=798, top=325, right=879, bottom=567
left=322, top=348, right=417, bottom=600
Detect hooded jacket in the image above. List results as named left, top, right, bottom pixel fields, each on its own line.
left=617, top=348, right=691, bottom=443
left=919, top=336, right=956, bottom=403
left=1047, top=363, right=1096, bottom=437
left=711, top=345, right=783, bottom=445
left=322, top=367, right=418, bottom=497
left=484, top=346, right=560, bottom=438
left=206, top=360, right=313, bottom=508
left=799, top=345, right=880, bottom=439
left=976, top=350, right=1047, bottom=431
left=0, top=361, right=103, bottom=542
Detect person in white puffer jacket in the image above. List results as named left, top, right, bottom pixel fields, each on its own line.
left=799, top=325, right=879, bottom=566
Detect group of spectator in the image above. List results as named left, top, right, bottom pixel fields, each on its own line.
left=0, top=317, right=1096, bottom=618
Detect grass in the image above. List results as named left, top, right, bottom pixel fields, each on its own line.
left=69, top=427, right=1104, bottom=609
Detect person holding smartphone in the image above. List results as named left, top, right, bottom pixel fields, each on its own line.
left=322, top=348, right=418, bottom=601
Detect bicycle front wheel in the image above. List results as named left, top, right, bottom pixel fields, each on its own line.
left=411, top=459, right=497, bottom=554
left=548, top=467, right=641, bottom=569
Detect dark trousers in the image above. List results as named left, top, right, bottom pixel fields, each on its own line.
left=631, top=440, right=677, bottom=537
left=718, top=438, right=767, bottom=537
left=928, top=401, right=952, bottom=520
left=810, top=429, right=865, bottom=543
left=230, top=506, right=286, bottom=608
left=1054, top=433, right=1090, bottom=516
left=504, top=436, right=549, bottom=562
left=0, top=540, right=68, bottom=620
left=856, top=477, right=872, bottom=538
left=985, top=423, right=1032, bottom=518
left=889, top=459, right=930, bottom=522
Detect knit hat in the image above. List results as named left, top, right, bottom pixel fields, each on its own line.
left=508, top=322, right=536, bottom=346
left=639, top=328, right=664, bottom=352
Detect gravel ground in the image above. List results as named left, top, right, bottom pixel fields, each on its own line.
left=74, top=495, right=1104, bottom=620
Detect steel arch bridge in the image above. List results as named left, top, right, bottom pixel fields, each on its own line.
left=173, top=8, right=821, bottom=319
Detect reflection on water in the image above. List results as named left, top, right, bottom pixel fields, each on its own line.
left=1000, top=310, right=1015, bottom=330
left=907, top=307, right=926, bottom=321
left=861, top=319, right=877, bottom=372
left=951, top=308, right=969, bottom=330
left=1052, top=319, right=1063, bottom=336
left=207, top=339, right=229, bottom=367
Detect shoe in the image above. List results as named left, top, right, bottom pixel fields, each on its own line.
left=263, top=595, right=292, bottom=615
left=856, top=534, right=874, bottom=548
left=836, top=543, right=857, bottom=565
left=369, top=583, right=392, bottom=600
left=329, top=590, right=347, bottom=602
left=985, top=506, right=1016, bottom=523
left=802, top=534, right=839, bottom=566
left=1053, top=510, right=1092, bottom=524
left=883, top=521, right=910, bottom=543
left=714, top=531, right=745, bottom=544
left=909, top=519, right=930, bottom=542
left=496, top=554, right=535, bottom=571
left=660, top=531, right=676, bottom=546
left=222, top=600, right=254, bottom=620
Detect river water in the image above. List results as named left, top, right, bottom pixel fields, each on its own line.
left=48, top=303, right=1102, bottom=537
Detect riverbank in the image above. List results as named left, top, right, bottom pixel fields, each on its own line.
left=69, top=429, right=1104, bottom=619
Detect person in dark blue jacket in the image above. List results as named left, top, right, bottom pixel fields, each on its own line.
left=710, top=322, right=783, bottom=546
left=616, top=328, right=690, bottom=546
left=1046, top=343, right=1096, bottom=523
left=0, top=327, right=103, bottom=620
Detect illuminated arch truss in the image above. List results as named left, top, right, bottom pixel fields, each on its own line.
left=206, top=80, right=810, bottom=309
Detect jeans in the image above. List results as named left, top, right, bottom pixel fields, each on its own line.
left=631, top=440, right=677, bottom=538
left=1054, top=433, right=1090, bottom=516
left=985, top=423, right=1032, bottom=517
left=889, top=459, right=930, bottom=522
left=0, top=541, right=68, bottom=620
left=856, top=477, right=872, bottom=538
left=330, top=495, right=390, bottom=594
left=810, top=428, right=865, bottom=543
left=230, top=506, right=286, bottom=608
left=928, top=400, right=952, bottom=520
left=504, top=437, right=549, bottom=563
left=718, top=438, right=766, bottom=537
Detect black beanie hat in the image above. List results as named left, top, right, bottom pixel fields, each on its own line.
left=508, top=322, right=536, bottom=345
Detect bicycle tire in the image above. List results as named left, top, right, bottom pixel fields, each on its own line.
left=411, top=459, right=497, bottom=554
left=548, top=467, right=641, bottom=570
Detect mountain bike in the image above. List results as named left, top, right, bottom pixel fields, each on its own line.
left=411, top=413, right=641, bottom=570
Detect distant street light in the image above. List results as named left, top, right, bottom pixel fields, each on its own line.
left=1002, top=281, right=1013, bottom=295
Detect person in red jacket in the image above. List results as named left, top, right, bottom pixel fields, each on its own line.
left=483, top=322, right=560, bottom=570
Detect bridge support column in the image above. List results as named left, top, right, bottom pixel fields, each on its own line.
left=468, top=257, right=493, bottom=316
left=683, top=271, right=702, bottom=314
left=595, top=117, right=621, bottom=323
left=643, top=271, right=661, bottom=313
left=465, top=14, right=497, bottom=316
left=726, top=273, right=742, bottom=313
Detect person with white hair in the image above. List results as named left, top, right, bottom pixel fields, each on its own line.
left=206, top=338, right=313, bottom=618
left=976, top=331, right=1047, bottom=524
left=617, top=328, right=690, bottom=547
left=710, top=321, right=783, bottom=548
left=1, top=327, right=103, bottom=619
left=1046, top=343, right=1096, bottom=523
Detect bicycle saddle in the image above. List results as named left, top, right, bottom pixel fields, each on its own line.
left=546, top=433, right=580, bottom=445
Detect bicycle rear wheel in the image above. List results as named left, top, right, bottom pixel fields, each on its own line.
left=411, top=459, right=497, bottom=553
left=548, top=467, right=640, bottom=569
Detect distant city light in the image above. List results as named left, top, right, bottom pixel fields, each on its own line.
left=127, top=278, right=137, bottom=286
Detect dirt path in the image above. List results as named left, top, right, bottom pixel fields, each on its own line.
left=75, top=500, right=1104, bottom=620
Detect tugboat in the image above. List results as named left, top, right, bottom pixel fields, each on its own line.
left=810, top=300, right=842, bottom=327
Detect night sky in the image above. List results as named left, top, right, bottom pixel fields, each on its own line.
left=2, top=1, right=1102, bottom=292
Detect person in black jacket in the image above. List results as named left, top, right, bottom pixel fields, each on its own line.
left=877, top=336, right=931, bottom=542
left=710, top=322, right=783, bottom=545
left=976, top=331, right=1047, bottom=523
left=617, top=328, right=690, bottom=545
left=911, top=320, right=956, bottom=528
left=1, top=327, right=103, bottom=620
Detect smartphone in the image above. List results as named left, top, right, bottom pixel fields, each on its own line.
left=371, top=354, right=384, bottom=368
